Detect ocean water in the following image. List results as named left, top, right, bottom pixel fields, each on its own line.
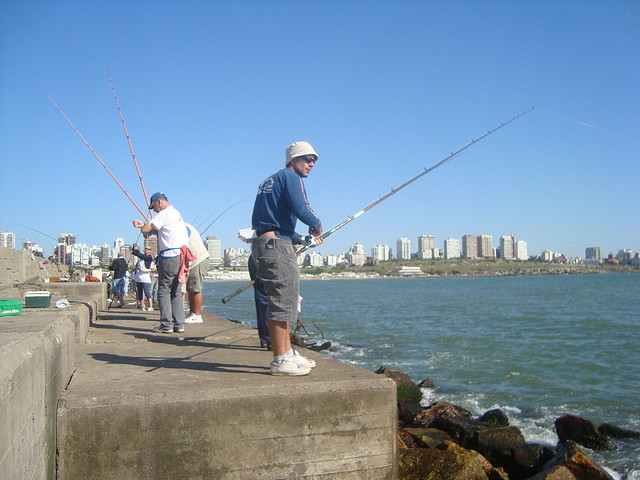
left=204, top=273, right=640, bottom=479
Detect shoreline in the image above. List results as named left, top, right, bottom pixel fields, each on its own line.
left=203, top=267, right=638, bottom=282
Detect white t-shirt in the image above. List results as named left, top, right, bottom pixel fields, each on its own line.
left=151, top=205, right=188, bottom=257
left=185, top=223, right=210, bottom=267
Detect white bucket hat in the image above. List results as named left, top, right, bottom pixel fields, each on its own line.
left=285, top=141, right=318, bottom=167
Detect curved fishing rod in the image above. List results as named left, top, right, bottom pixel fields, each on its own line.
left=221, top=107, right=534, bottom=304
left=200, top=200, right=246, bottom=236
left=48, top=96, right=150, bottom=222
left=108, top=73, right=152, bottom=217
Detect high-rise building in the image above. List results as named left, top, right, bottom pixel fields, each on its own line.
left=113, top=238, right=125, bottom=256
left=462, top=235, right=478, bottom=258
left=515, top=240, right=528, bottom=261
left=346, top=243, right=366, bottom=266
left=372, top=244, right=390, bottom=262
left=477, top=234, right=494, bottom=258
left=417, top=235, right=436, bottom=260
left=304, top=251, right=324, bottom=267
left=499, top=235, right=516, bottom=259
left=444, top=238, right=461, bottom=259
left=396, top=238, right=411, bottom=260
left=99, top=244, right=111, bottom=266
left=0, top=231, right=16, bottom=249
left=585, top=247, right=602, bottom=262
left=223, top=247, right=249, bottom=268
left=205, top=236, right=223, bottom=267
left=58, top=233, right=76, bottom=245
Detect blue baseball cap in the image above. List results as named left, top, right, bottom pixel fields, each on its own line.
left=149, top=192, right=167, bottom=208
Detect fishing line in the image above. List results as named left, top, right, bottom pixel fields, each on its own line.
left=200, top=200, right=246, bottom=236
left=537, top=108, right=640, bottom=144
left=16, top=223, right=58, bottom=242
left=221, top=107, right=534, bottom=303
left=48, top=96, right=150, bottom=222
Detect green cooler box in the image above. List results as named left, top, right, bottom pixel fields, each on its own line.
left=0, top=299, right=23, bottom=316
left=25, top=291, right=51, bottom=308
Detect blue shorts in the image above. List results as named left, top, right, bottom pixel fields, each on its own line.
left=112, top=277, right=126, bottom=295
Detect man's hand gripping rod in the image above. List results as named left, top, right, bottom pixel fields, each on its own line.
left=221, top=108, right=533, bottom=304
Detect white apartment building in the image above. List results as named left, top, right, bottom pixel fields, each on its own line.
left=516, top=240, right=528, bottom=261
left=371, top=244, right=390, bottom=262
left=205, top=236, right=223, bottom=267
left=500, top=235, right=516, bottom=259
left=396, top=238, right=411, bottom=260
left=304, top=251, right=324, bottom=267
left=462, top=235, right=478, bottom=258
left=114, top=237, right=125, bottom=256
left=585, top=247, right=602, bottom=262
left=444, top=238, right=461, bottom=259
left=0, top=231, right=16, bottom=249
left=347, top=243, right=366, bottom=266
left=224, top=247, right=249, bottom=268
left=477, top=234, right=494, bottom=258
left=417, top=235, right=436, bottom=260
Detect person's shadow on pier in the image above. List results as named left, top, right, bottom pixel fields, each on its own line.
left=89, top=352, right=271, bottom=375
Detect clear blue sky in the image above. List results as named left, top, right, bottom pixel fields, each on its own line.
left=1, top=1, right=638, bottom=259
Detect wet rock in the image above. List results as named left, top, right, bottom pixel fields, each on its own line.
left=401, top=427, right=454, bottom=449
left=398, top=430, right=421, bottom=449
left=398, top=398, right=425, bottom=426
left=527, top=441, right=615, bottom=480
left=418, top=378, right=436, bottom=389
left=598, top=422, right=640, bottom=438
left=397, top=441, right=509, bottom=480
left=478, top=409, right=510, bottom=426
left=414, top=401, right=473, bottom=428
left=376, top=366, right=423, bottom=404
left=555, top=415, right=614, bottom=451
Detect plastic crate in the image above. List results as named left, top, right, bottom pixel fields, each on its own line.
left=0, top=299, right=23, bottom=316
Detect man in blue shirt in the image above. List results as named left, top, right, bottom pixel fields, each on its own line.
left=251, top=141, right=324, bottom=376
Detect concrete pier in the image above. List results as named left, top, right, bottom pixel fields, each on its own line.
left=1, top=283, right=397, bottom=479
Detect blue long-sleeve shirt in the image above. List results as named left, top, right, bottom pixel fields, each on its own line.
left=251, top=168, right=320, bottom=243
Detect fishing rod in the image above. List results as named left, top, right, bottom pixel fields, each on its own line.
left=200, top=200, right=246, bottom=236
left=221, top=107, right=534, bottom=304
left=48, top=96, right=150, bottom=222
left=108, top=73, right=152, bottom=216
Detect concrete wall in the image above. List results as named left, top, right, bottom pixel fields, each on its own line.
left=0, top=307, right=83, bottom=480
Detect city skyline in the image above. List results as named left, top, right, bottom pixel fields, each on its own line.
left=1, top=3, right=638, bottom=260
left=4, top=227, right=634, bottom=265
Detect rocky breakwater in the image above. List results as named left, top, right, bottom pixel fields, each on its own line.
left=376, top=366, right=639, bottom=480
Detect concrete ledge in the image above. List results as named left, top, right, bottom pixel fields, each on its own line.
left=13, top=282, right=107, bottom=311
left=0, top=312, right=77, bottom=480
left=56, top=309, right=398, bottom=479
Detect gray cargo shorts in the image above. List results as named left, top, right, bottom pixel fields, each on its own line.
left=251, top=237, right=299, bottom=324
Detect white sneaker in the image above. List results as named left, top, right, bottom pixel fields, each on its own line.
left=147, top=307, right=154, bottom=312
left=270, top=357, right=311, bottom=376
left=184, top=313, right=203, bottom=324
left=291, top=350, right=316, bottom=369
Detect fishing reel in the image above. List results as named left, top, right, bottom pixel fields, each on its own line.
left=303, top=235, right=318, bottom=247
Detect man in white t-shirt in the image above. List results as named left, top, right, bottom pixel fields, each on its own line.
left=183, top=223, right=209, bottom=324
left=133, top=192, right=188, bottom=333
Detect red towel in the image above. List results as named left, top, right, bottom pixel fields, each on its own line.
left=178, top=245, right=196, bottom=284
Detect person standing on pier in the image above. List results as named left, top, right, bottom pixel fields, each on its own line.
left=251, top=141, right=323, bottom=376
left=132, top=192, right=188, bottom=333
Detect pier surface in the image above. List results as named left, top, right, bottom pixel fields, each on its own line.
left=56, top=305, right=397, bottom=479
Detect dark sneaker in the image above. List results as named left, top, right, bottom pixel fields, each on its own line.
left=173, top=325, right=185, bottom=333
left=152, top=325, right=173, bottom=334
